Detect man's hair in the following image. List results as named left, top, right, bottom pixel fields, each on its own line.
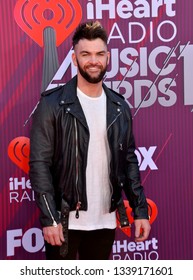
left=72, top=21, right=108, bottom=48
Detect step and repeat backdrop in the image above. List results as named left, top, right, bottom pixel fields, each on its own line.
left=1, top=0, right=193, bottom=260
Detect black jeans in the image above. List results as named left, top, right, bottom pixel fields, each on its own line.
left=45, top=228, right=116, bottom=260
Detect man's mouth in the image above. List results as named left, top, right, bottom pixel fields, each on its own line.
left=86, top=65, right=102, bottom=72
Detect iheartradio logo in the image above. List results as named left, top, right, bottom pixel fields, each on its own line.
left=14, top=0, right=82, bottom=47
left=8, top=137, right=30, bottom=174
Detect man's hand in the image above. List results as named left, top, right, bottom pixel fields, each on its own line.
left=134, top=219, right=151, bottom=242
left=42, top=223, right=64, bottom=246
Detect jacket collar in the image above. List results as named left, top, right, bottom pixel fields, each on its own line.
left=59, top=75, right=123, bottom=128
left=60, top=75, right=123, bottom=105
left=60, top=76, right=78, bottom=104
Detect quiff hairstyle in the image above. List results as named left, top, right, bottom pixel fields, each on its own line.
left=72, top=21, right=108, bottom=48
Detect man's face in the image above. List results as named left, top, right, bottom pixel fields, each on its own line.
left=72, top=38, right=110, bottom=84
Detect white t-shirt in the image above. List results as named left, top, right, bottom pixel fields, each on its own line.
left=68, top=88, right=116, bottom=230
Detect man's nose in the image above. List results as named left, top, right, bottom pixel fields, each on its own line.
left=89, top=55, right=98, bottom=64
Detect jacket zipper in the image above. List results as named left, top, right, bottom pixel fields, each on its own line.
left=42, top=194, right=57, bottom=227
left=74, top=117, right=81, bottom=218
left=107, top=109, right=122, bottom=210
left=107, top=111, right=122, bottom=131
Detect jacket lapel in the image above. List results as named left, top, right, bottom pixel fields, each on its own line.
left=59, top=76, right=88, bottom=129
left=103, top=84, right=123, bottom=129
left=58, top=76, right=123, bottom=130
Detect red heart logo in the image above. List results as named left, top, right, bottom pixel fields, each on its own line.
left=8, top=137, right=30, bottom=174
left=14, top=0, right=82, bottom=47
left=117, top=198, right=158, bottom=237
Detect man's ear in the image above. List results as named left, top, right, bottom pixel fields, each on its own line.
left=72, top=52, right=77, bottom=66
left=107, top=51, right=110, bottom=65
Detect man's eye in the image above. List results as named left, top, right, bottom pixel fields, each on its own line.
left=98, top=53, right=105, bottom=56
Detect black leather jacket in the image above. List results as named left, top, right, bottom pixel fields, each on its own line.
left=29, top=76, right=148, bottom=227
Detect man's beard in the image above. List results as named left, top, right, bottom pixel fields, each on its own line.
left=76, top=59, right=108, bottom=84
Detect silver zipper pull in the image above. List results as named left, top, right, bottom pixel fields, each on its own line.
left=75, top=201, right=81, bottom=219
left=53, top=221, right=58, bottom=227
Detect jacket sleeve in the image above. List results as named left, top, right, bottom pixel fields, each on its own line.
left=29, top=96, right=60, bottom=227
left=123, top=108, right=149, bottom=220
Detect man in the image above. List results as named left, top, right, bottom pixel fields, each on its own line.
left=29, top=21, right=151, bottom=260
